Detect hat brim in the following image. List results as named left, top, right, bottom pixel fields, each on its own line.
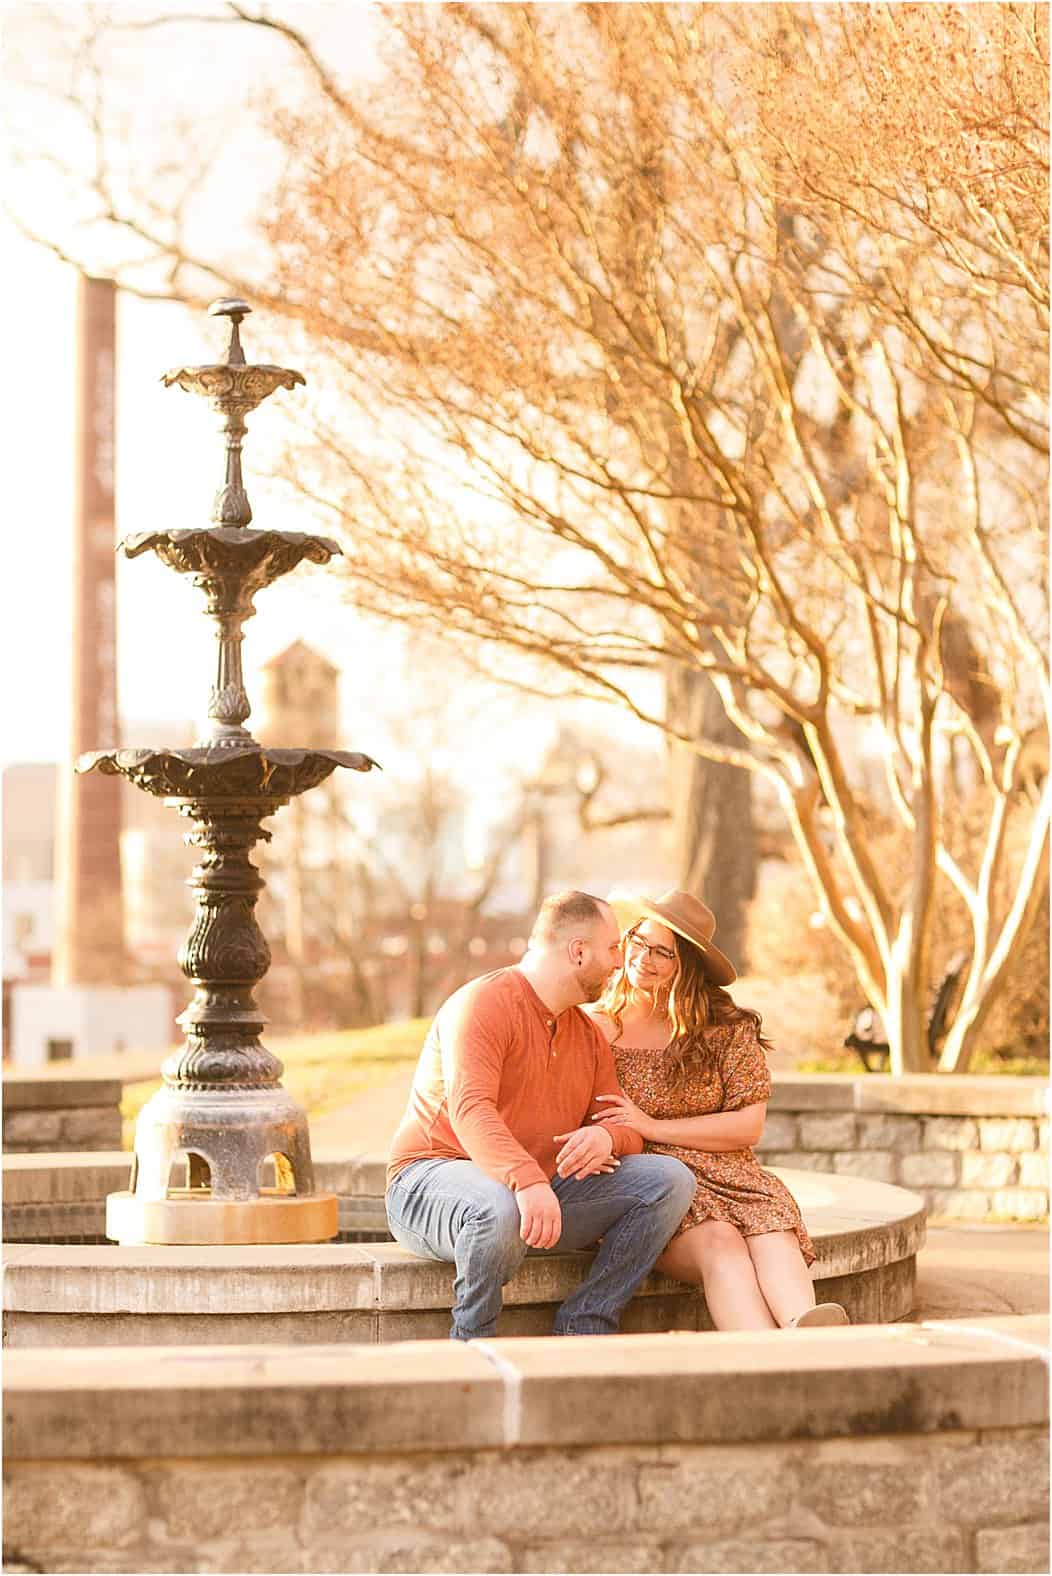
left=635, top=900, right=737, bottom=986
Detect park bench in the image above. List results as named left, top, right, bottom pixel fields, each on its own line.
left=844, top=952, right=968, bottom=1072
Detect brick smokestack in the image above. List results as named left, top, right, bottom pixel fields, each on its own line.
left=52, top=274, right=125, bottom=986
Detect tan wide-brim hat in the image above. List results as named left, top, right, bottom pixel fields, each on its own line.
left=625, top=888, right=737, bottom=987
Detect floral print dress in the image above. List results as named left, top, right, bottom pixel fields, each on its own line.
left=614, top=1019, right=816, bottom=1264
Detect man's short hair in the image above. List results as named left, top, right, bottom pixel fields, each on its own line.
left=529, top=890, right=610, bottom=947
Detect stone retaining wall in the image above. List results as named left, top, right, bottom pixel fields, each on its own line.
left=4, top=1068, right=1044, bottom=1220
left=2, top=1074, right=123, bottom=1154
left=759, top=1074, right=1048, bottom=1221
left=4, top=1318, right=1048, bottom=1574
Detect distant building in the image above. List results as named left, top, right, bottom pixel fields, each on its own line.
left=2, top=739, right=191, bottom=1064
left=258, top=641, right=341, bottom=746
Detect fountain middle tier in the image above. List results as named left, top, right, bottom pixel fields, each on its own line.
left=77, top=744, right=377, bottom=801
left=119, top=525, right=341, bottom=589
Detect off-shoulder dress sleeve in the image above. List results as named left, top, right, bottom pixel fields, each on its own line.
left=719, top=1021, right=772, bottom=1111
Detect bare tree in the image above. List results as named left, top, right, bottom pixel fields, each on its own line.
left=10, top=3, right=1048, bottom=1070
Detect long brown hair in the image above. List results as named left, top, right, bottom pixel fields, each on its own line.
left=601, top=923, right=772, bottom=1086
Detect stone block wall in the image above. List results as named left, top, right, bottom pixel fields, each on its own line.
left=1, top=1075, right=122, bottom=1154
left=759, top=1075, right=1048, bottom=1220
left=4, top=1430, right=1050, bottom=1574
left=4, top=1319, right=1048, bottom=1575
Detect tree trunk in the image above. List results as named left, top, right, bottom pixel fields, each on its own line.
left=883, top=962, right=932, bottom=1075
left=666, top=665, right=757, bottom=970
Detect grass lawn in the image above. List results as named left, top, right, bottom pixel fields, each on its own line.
left=120, top=1019, right=428, bottom=1151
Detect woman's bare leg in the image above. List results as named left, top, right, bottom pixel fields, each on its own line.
left=745, top=1229, right=816, bottom=1326
left=657, top=1220, right=777, bottom=1331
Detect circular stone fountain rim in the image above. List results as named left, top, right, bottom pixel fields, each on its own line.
left=2, top=1165, right=926, bottom=1314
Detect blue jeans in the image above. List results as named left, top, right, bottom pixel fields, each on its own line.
left=386, top=1154, right=695, bottom=1339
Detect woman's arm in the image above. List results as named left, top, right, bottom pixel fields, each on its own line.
left=594, top=1095, right=766, bottom=1151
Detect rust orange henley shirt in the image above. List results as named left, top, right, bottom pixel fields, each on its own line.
left=386, top=967, right=644, bottom=1191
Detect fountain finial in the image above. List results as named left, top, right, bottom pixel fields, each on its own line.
left=208, top=297, right=251, bottom=366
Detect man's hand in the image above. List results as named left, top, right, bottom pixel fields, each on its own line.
left=553, top=1124, right=616, bottom=1181
left=516, top=1181, right=562, bottom=1249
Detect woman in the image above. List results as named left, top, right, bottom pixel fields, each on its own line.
left=587, top=890, right=848, bottom=1330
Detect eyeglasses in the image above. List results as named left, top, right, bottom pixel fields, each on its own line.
left=626, top=934, right=677, bottom=963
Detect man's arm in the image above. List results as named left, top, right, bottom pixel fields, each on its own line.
left=440, top=989, right=548, bottom=1192
left=442, top=988, right=563, bottom=1247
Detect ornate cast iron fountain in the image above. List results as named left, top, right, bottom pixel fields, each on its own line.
left=84, top=299, right=377, bottom=1245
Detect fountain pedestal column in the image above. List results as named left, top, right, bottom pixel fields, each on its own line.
left=107, top=785, right=334, bottom=1245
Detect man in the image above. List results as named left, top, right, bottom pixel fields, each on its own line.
left=386, top=890, right=695, bottom=1339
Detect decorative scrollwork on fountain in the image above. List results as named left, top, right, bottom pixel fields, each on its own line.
left=120, top=526, right=341, bottom=583
left=162, top=1038, right=285, bottom=1090
left=161, top=363, right=307, bottom=409
left=179, top=895, right=272, bottom=987
left=209, top=682, right=251, bottom=726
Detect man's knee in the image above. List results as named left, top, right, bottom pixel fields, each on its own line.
left=646, top=1155, right=696, bottom=1212
left=465, top=1187, right=523, bottom=1257
left=612, top=1154, right=694, bottom=1217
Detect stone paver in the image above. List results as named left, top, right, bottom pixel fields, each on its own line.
left=905, top=1224, right=1048, bottom=1322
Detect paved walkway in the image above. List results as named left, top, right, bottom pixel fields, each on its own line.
left=311, top=1066, right=1049, bottom=1324
left=906, top=1224, right=1048, bottom=1322
left=309, top=1065, right=416, bottom=1152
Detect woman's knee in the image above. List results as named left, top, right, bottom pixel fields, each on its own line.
left=694, top=1220, right=749, bottom=1264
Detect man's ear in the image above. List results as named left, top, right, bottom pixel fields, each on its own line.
left=568, top=937, right=584, bottom=966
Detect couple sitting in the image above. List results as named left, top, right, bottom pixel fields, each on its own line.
left=386, top=889, right=848, bottom=1339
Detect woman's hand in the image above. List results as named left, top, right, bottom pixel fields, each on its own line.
left=592, top=1093, right=657, bottom=1141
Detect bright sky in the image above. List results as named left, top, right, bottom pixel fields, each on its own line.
left=1, top=4, right=384, bottom=771
left=0, top=3, right=660, bottom=812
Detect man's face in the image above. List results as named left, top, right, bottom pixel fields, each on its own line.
left=571, top=909, right=624, bottom=1001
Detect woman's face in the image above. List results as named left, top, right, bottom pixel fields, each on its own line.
left=624, top=919, right=679, bottom=992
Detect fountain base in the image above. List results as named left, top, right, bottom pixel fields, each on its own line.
left=105, top=1189, right=338, bottom=1246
